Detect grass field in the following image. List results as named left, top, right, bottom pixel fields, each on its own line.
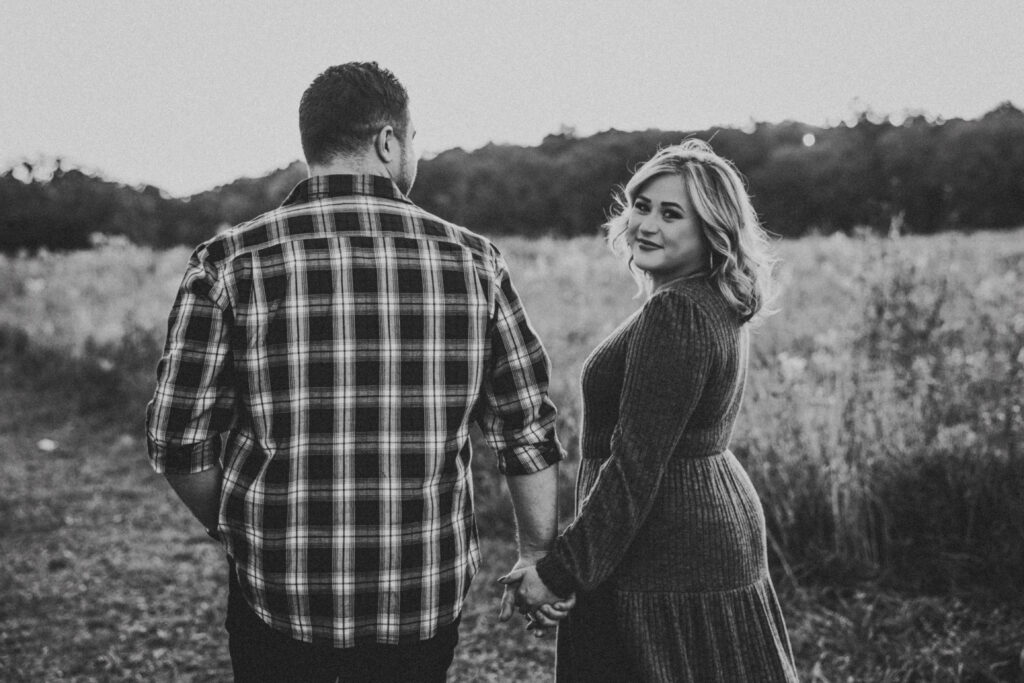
left=2, top=229, right=1023, bottom=680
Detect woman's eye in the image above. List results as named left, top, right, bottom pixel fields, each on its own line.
left=633, top=202, right=650, bottom=213
left=663, top=210, right=681, bottom=220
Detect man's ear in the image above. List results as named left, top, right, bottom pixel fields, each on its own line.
left=374, top=126, right=396, bottom=163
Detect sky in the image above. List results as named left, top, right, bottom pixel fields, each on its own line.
left=3, top=1, right=1022, bottom=197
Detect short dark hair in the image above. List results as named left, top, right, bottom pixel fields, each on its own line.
left=299, top=62, right=409, bottom=165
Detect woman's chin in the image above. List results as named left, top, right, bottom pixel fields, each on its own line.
left=632, top=258, right=657, bottom=274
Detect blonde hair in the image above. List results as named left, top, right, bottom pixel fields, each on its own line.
left=605, top=139, right=778, bottom=323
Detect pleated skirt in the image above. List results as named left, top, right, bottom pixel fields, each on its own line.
left=555, top=451, right=798, bottom=683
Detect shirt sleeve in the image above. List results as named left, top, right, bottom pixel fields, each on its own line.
left=535, top=290, right=713, bottom=596
left=477, top=249, right=565, bottom=475
left=145, top=245, right=237, bottom=475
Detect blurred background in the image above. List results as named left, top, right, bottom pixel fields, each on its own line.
left=2, top=2, right=1022, bottom=681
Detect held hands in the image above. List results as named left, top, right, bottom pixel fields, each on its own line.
left=497, top=560, right=576, bottom=637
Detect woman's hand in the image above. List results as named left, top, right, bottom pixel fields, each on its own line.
left=498, top=565, right=576, bottom=636
left=500, top=564, right=561, bottom=610
left=528, top=594, right=576, bottom=632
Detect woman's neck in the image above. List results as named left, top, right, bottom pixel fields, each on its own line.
left=651, top=270, right=709, bottom=294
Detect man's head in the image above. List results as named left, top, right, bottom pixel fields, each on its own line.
left=299, top=62, right=417, bottom=193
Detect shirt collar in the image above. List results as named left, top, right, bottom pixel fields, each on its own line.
left=281, top=174, right=414, bottom=207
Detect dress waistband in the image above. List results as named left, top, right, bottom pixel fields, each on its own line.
left=672, top=447, right=732, bottom=461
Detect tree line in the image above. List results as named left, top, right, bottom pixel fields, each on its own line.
left=3, top=102, right=1022, bottom=252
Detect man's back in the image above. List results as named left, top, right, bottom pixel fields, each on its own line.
left=146, top=173, right=562, bottom=647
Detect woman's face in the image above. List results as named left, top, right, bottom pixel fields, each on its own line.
left=627, top=173, right=708, bottom=287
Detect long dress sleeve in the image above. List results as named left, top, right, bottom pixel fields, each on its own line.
left=536, top=290, right=715, bottom=596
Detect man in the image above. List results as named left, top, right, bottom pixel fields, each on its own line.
left=146, top=62, right=564, bottom=681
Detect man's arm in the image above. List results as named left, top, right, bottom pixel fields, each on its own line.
left=497, top=463, right=561, bottom=624
left=164, top=466, right=223, bottom=533
left=475, top=249, right=567, bottom=625
left=506, top=463, right=560, bottom=562
left=146, top=245, right=236, bottom=534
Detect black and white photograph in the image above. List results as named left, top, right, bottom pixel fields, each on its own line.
left=2, top=2, right=1022, bottom=681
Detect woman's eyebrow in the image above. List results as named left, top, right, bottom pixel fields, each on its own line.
left=635, top=194, right=684, bottom=211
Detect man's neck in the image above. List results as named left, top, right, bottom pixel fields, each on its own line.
left=307, top=154, right=386, bottom=179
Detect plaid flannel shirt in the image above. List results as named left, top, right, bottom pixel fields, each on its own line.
left=146, top=174, right=564, bottom=647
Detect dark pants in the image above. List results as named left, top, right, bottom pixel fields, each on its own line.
left=225, top=562, right=460, bottom=682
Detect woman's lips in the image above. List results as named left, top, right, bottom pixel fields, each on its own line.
left=635, top=238, right=661, bottom=249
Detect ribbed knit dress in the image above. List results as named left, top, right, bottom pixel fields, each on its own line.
left=535, top=278, right=797, bottom=682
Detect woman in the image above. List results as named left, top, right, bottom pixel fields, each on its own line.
left=501, top=140, right=797, bottom=681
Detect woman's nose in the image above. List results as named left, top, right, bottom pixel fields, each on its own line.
left=637, top=217, right=657, bottom=234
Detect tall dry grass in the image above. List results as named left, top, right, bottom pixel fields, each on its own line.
left=735, top=233, right=1024, bottom=592
left=2, top=229, right=1021, bottom=596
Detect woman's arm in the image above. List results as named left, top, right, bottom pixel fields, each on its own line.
left=534, top=291, right=714, bottom=597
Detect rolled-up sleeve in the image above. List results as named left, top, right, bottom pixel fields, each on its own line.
left=477, top=251, right=565, bottom=475
left=145, top=246, right=236, bottom=474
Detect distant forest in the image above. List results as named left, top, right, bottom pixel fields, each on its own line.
left=3, top=102, right=1023, bottom=251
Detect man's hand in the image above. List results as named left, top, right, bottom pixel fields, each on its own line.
left=499, top=464, right=563, bottom=634
left=497, top=557, right=537, bottom=623
left=499, top=564, right=563, bottom=611
left=164, top=466, right=223, bottom=534
left=498, top=563, right=576, bottom=636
